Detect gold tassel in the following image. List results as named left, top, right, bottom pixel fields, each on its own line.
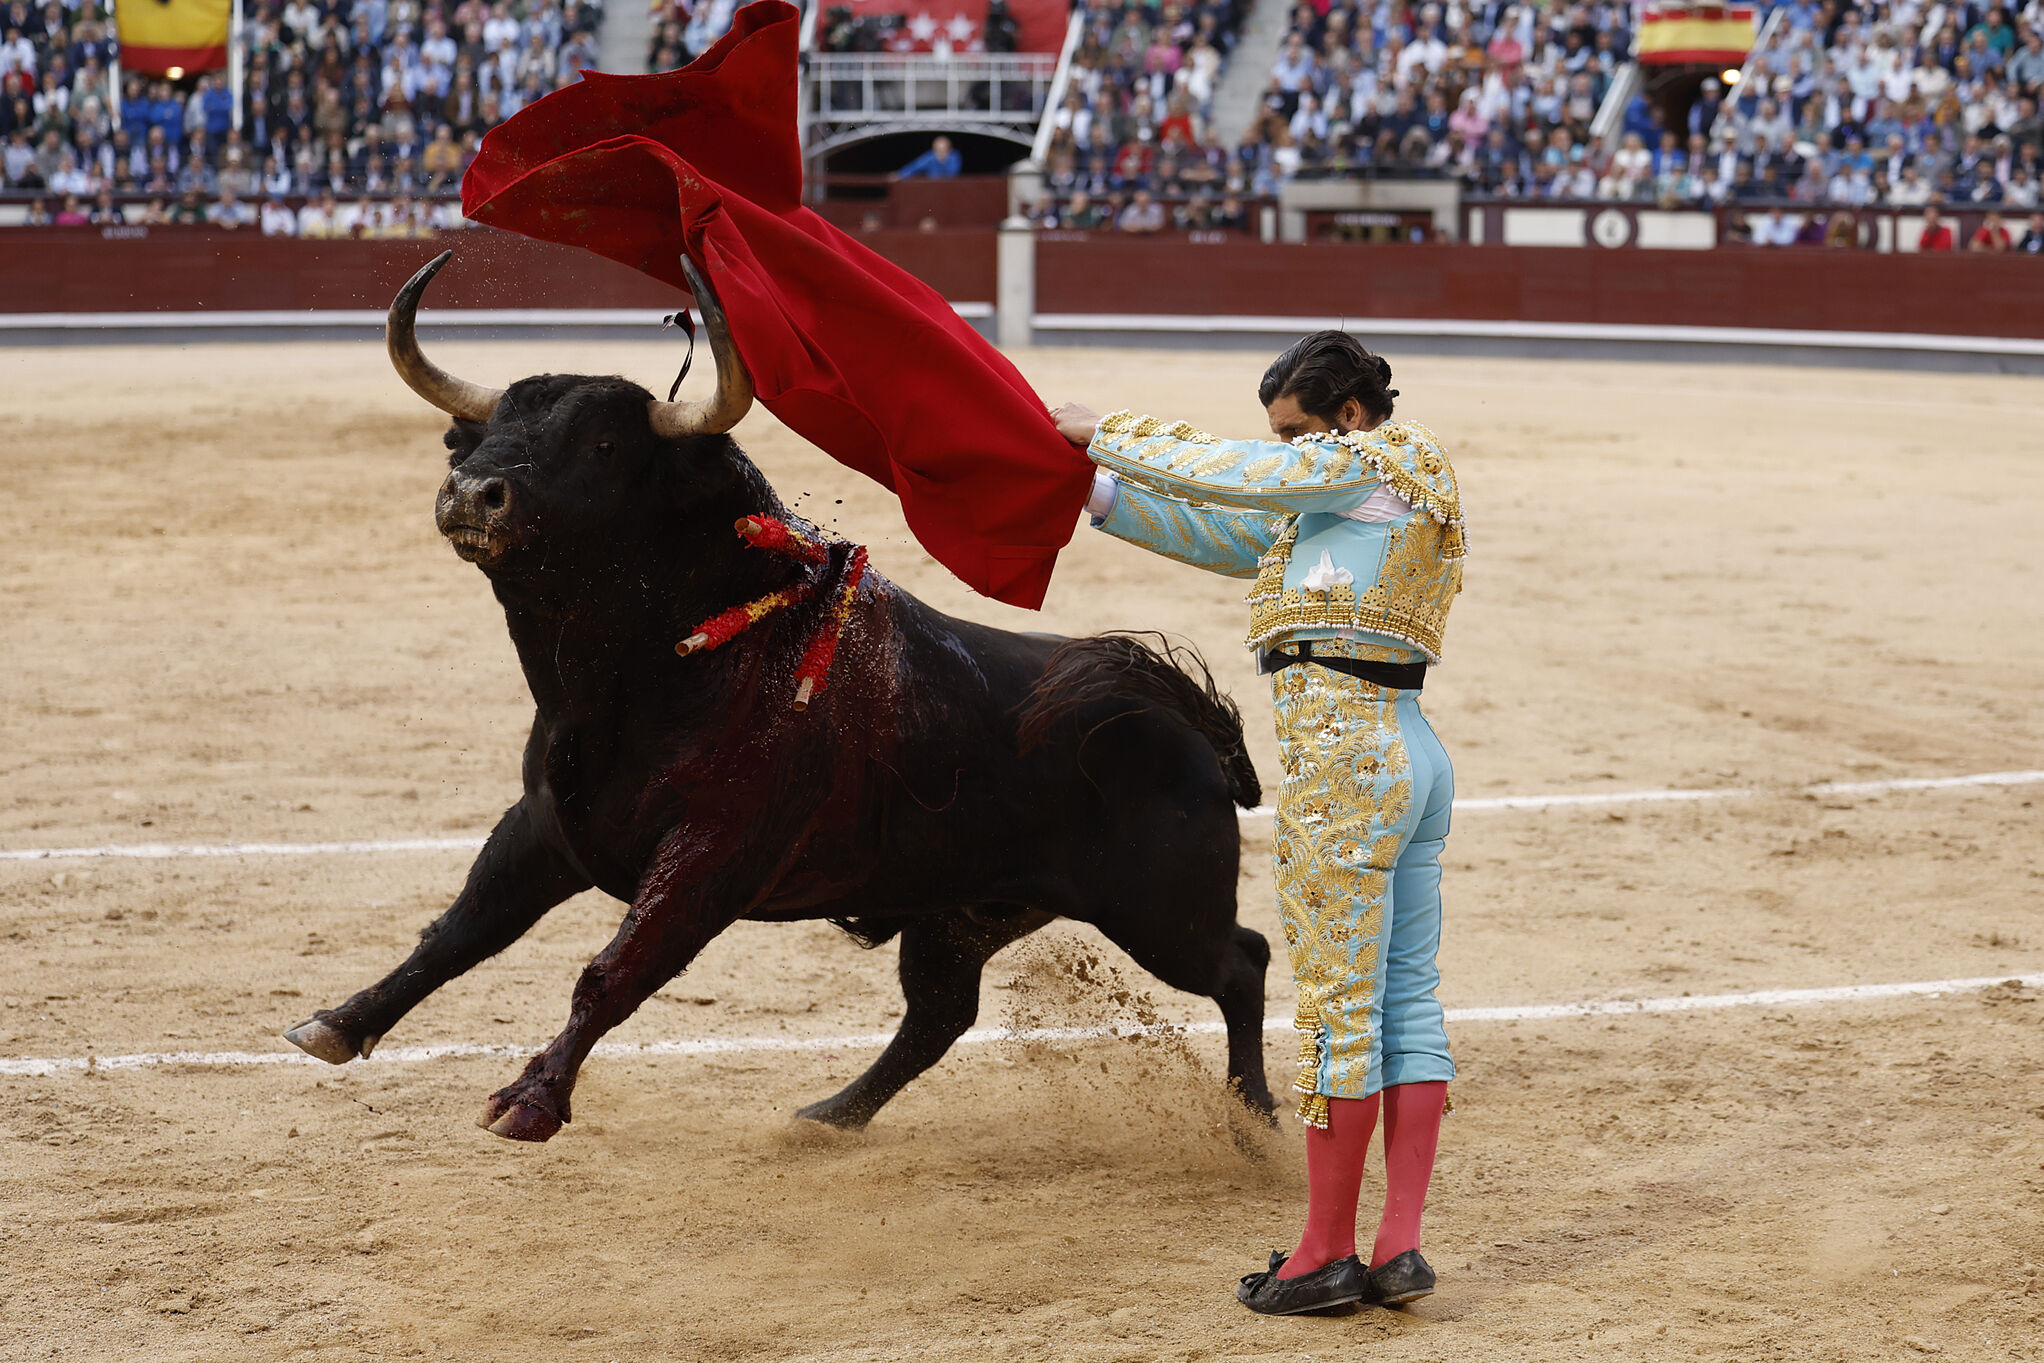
left=1298, top=1091, right=1330, bottom=1128
left=1443, top=1087, right=1455, bottom=1114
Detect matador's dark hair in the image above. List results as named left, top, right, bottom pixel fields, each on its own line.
left=1257, top=330, right=1399, bottom=424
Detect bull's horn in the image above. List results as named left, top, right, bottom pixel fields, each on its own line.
left=647, top=255, right=755, bottom=439
left=386, top=251, right=504, bottom=423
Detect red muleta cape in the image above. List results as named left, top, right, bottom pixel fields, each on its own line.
left=460, top=0, right=1089, bottom=609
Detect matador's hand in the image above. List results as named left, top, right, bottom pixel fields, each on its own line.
left=1048, top=401, right=1101, bottom=447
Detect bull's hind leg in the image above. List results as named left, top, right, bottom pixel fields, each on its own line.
left=795, top=907, right=1054, bottom=1130
left=283, top=800, right=589, bottom=1063
left=1093, top=892, right=1276, bottom=1120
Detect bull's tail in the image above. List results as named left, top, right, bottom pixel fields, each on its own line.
left=1015, top=631, right=1261, bottom=809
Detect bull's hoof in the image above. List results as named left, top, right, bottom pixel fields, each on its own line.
left=480, top=1098, right=563, bottom=1142
left=283, top=1017, right=375, bottom=1065
left=793, top=1094, right=874, bottom=1131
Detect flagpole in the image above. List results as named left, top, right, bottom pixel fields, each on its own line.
left=229, top=0, right=245, bottom=132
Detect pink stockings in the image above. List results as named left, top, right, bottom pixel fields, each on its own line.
left=1276, top=1080, right=1448, bottom=1279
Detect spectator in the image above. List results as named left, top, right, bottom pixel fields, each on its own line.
left=261, top=193, right=298, bottom=236
left=1969, top=207, right=2013, bottom=249
left=2020, top=210, right=2044, bottom=250
left=1753, top=206, right=1801, bottom=246
left=1918, top=204, right=1957, bottom=250
left=1118, top=186, right=1167, bottom=232
left=22, top=193, right=50, bottom=224
left=347, top=194, right=381, bottom=237
left=87, top=185, right=122, bottom=224
left=168, top=188, right=207, bottom=224
left=3, top=127, right=33, bottom=185
left=298, top=189, right=341, bottom=238
left=1060, top=188, right=1106, bottom=229
left=896, top=134, right=961, bottom=180
left=2007, top=163, right=2040, bottom=207
left=207, top=186, right=256, bottom=230
left=984, top=0, right=1018, bottom=55
left=422, top=122, right=461, bottom=190
left=1269, top=32, right=1316, bottom=119
left=53, top=190, right=87, bottom=224
left=261, top=153, right=294, bottom=199
left=1213, top=191, right=1250, bottom=232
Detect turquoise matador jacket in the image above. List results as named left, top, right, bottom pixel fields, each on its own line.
left=1084, top=410, right=1466, bottom=664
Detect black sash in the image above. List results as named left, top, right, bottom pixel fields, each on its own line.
left=1264, top=642, right=1426, bottom=690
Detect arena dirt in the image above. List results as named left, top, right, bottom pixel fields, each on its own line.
left=2, top=343, right=2042, bottom=1361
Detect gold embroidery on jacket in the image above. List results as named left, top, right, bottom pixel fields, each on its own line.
left=1246, top=515, right=1463, bottom=662
left=1094, top=411, right=1464, bottom=540
left=1093, top=411, right=1467, bottom=660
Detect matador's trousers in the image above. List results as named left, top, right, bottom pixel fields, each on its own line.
left=1272, top=658, right=1456, bottom=1127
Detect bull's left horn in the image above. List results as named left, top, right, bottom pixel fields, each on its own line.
left=647, top=255, right=755, bottom=439
left=386, top=251, right=504, bottom=424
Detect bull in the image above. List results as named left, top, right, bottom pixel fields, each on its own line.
left=282, top=252, right=1274, bottom=1141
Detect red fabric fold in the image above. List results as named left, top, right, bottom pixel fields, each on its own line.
left=460, top=0, right=1089, bottom=609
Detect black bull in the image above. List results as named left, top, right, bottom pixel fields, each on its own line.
left=283, top=254, right=1275, bottom=1140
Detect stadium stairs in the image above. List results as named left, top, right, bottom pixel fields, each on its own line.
left=600, top=0, right=654, bottom=74
left=1209, top=0, right=1293, bottom=148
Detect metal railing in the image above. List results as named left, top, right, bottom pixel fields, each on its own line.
left=1030, top=10, right=1088, bottom=165
left=803, top=52, right=1057, bottom=153
left=1710, top=5, right=1787, bottom=148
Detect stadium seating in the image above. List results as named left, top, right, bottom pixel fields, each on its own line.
left=1030, top=0, right=1260, bottom=230
left=0, top=0, right=603, bottom=230
left=1239, top=0, right=2043, bottom=215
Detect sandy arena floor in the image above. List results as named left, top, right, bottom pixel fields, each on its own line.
left=2, top=341, right=2042, bottom=1362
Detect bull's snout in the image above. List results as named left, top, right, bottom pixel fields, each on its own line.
left=437, top=470, right=518, bottom=563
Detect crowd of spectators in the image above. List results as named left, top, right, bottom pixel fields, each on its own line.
left=1699, top=0, right=2044, bottom=211
left=2, top=0, right=603, bottom=230
left=1028, top=0, right=1259, bottom=230
left=1233, top=0, right=1637, bottom=195
left=647, top=0, right=743, bottom=71
left=1233, top=0, right=2044, bottom=212
left=1026, top=0, right=2044, bottom=228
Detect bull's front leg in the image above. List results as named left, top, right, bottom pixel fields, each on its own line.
left=477, top=813, right=802, bottom=1143
left=283, top=800, right=590, bottom=1064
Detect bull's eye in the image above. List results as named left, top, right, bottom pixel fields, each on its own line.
left=593, top=440, right=616, bottom=457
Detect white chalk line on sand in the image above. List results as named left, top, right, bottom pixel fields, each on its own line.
left=3, top=972, right=2036, bottom=1080
left=4, top=769, right=2040, bottom=864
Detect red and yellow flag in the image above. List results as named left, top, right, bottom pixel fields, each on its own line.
left=1636, top=1, right=1757, bottom=67
left=117, top=0, right=233, bottom=77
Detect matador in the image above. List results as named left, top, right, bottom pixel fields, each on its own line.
left=1053, top=330, right=1465, bottom=1316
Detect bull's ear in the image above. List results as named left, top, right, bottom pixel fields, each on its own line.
left=443, top=418, right=486, bottom=466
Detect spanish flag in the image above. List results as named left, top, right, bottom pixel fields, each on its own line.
left=117, top=0, right=233, bottom=77
left=1635, top=1, right=1756, bottom=67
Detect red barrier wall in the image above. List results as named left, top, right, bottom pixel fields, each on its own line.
left=812, top=175, right=1012, bottom=231
left=1034, top=238, right=2044, bottom=341
left=0, top=225, right=997, bottom=312
left=9, top=228, right=2042, bottom=343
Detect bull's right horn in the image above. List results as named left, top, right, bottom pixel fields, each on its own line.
left=646, top=255, right=756, bottom=440
left=386, top=251, right=504, bottom=424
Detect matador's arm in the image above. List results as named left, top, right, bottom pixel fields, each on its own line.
left=1086, top=410, right=1399, bottom=516
left=1088, top=472, right=1289, bottom=579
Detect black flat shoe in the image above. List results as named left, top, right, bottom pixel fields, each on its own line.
left=1363, top=1249, right=1436, bottom=1305
left=1235, top=1251, right=1365, bottom=1315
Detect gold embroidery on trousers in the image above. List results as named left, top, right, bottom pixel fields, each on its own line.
left=1273, top=666, right=1412, bottom=1125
